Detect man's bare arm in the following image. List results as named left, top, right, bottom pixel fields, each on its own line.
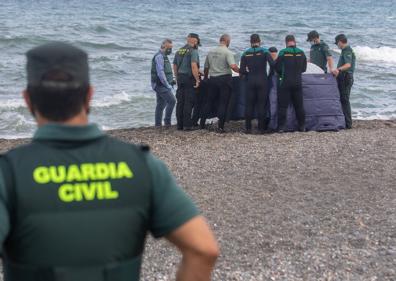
left=191, top=62, right=200, bottom=88
left=173, top=64, right=178, bottom=81
left=327, top=56, right=335, bottom=72
left=230, top=64, right=239, bottom=73
left=166, top=216, right=219, bottom=281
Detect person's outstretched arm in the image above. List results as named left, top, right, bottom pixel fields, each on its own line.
left=167, top=216, right=219, bottom=281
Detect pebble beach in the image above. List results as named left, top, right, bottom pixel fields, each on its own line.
left=1, top=119, right=395, bottom=280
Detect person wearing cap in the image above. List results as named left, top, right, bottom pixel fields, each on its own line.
left=0, top=42, right=219, bottom=281
left=307, top=30, right=334, bottom=73
left=151, top=39, right=176, bottom=127
left=239, top=34, right=274, bottom=134
left=332, top=34, right=356, bottom=129
left=200, top=34, right=239, bottom=133
left=173, top=33, right=201, bottom=131
left=275, top=35, right=307, bottom=132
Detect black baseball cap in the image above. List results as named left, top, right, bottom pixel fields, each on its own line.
left=269, top=47, right=278, bottom=53
left=335, top=34, right=347, bottom=44
left=307, top=30, right=319, bottom=41
left=188, top=33, right=201, bottom=46
left=26, top=42, right=89, bottom=89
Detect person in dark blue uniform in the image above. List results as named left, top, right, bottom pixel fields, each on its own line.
left=275, top=35, right=307, bottom=132
left=239, top=34, right=274, bottom=134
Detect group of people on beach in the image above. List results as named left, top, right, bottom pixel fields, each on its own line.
left=151, top=31, right=356, bottom=133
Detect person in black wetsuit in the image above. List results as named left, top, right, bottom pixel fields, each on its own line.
left=239, top=34, right=274, bottom=134
left=275, top=35, right=307, bottom=132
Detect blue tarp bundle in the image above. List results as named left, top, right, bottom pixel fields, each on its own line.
left=221, top=74, right=346, bottom=131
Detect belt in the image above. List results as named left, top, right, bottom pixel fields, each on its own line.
left=4, top=255, right=142, bottom=281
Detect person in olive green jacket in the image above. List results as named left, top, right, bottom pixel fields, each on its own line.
left=0, top=42, right=219, bottom=281
left=332, top=34, right=356, bottom=129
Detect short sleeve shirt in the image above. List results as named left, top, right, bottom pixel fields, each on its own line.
left=173, top=45, right=200, bottom=76
left=204, top=45, right=236, bottom=77
left=310, top=40, right=332, bottom=72
left=337, top=45, right=356, bottom=74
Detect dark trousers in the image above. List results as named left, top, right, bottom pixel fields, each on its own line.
left=277, top=84, right=305, bottom=129
left=200, top=74, right=232, bottom=129
left=245, top=80, right=269, bottom=131
left=176, top=74, right=196, bottom=129
left=192, top=79, right=208, bottom=126
left=337, top=72, right=354, bottom=129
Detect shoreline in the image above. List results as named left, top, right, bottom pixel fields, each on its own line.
left=0, top=119, right=395, bottom=148
left=1, top=119, right=395, bottom=280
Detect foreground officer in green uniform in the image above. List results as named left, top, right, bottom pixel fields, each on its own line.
left=307, top=30, right=334, bottom=73
left=332, top=34, right=356, bottom=129
left=0, top=42, right=219, bottom=281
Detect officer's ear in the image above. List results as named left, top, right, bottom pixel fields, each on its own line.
left=84, top=86, right=94, bottom=114
left=23, top=90, right=35, bottom=117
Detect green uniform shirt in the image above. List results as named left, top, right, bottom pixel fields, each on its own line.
left=204, top=45, right=236, bottom=77
left=173, top=45, right=200, bottom=77
left=310, top=40, right=332, bottom=72
left=0, top=124, right=199, bottom=280
left=337, top=45, right=356, bottom=74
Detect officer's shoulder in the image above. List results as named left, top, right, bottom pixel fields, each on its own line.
left=278, top=48, right=288, bottom=56
left=258, top=47, right=269, bottom=53
left=242, top=47, right=253, bottom=56
left=320, top=41, right=329, bottom=47
left=295, top=47, right=305, bottom=54
left=2, top=141, right=40, bottom=157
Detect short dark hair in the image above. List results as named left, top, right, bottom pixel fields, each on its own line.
left=285, top=35, right=296, bottom=43
left=269, top=47, right=278, bottom=53
left=250, top=34, right=261, bottom=44
left=27, top=70, right=89, bottom=121
left=335, top=34, right=348, bottom=44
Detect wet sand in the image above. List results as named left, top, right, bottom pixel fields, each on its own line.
left=1, top=120, right=395, bottom=280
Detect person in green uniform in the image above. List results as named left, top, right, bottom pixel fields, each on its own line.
left=0, top=42, right=219, bottom=281
left=332, top=34, right=356, bottom=129
left=306, top=30, right=334, bottom=73
left=173, top=33, right=201, bottom=131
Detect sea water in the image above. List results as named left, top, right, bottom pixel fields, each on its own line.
left=0, top=0, right=395, bottom=138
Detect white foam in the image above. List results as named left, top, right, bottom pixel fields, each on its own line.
left=92, top=91, right=132, bottom=107
left=0, top=99, right=26, bottom=109
left=346, top=46, right=396, bottom=63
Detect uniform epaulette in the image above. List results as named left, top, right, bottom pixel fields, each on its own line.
left=139, top=144, right=150, bottom=152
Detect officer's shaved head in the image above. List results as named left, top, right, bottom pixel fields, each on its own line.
left=220, top=34, right=231, bottom=47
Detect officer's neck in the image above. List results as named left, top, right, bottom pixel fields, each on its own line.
left=35, top=109, right=89, bottom=127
